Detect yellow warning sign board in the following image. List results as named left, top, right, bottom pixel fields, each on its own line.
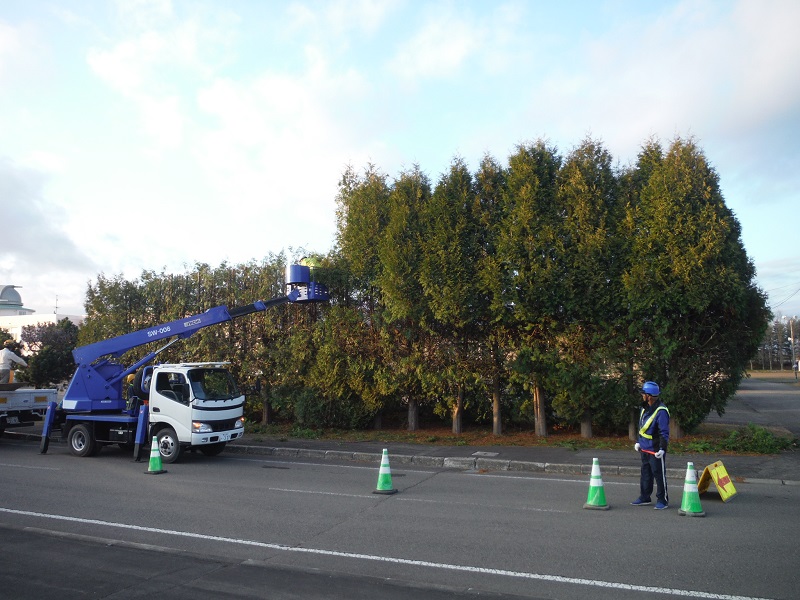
left=697, top=461, right=737, bottom=502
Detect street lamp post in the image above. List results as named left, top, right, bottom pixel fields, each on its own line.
left=790, top=317, right=797, bottom=379
left=785, top=316, right=797, bottom=378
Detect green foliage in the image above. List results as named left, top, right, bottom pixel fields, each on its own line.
left=75, top=135, right=770, bottom=437
left=18, top=319, right=80, bottom=387
left=621, top=137, right=771, bottom=430
left=720, top=425, right=795, bottom=454
left=682, top=440, right=715, bottom=453
left=289, top=425, right=322, bottom=439
left=290, top=387, right=376, bottom=429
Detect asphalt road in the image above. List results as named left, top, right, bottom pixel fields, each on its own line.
left=1, top=435, right=798, bottom=600
left=704, top=375, right=800, bottom=435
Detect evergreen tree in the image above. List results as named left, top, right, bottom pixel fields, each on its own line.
left=419, top=157, right=480, bottom=433
left=623, top=137, right=771, bottom=432
left=472, top=155, right=511, bottom=435
left=550, top=138, right=625, bottom=437
left=496, top=141, right=562, bottom=437
left=377, top=166, right=433, bottom=430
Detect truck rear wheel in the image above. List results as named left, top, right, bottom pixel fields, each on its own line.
left=199, top=442, right=226, bottom=457
left=157, top=427, right=182, bottom=464
left=68, top=424, right=96, bottom=457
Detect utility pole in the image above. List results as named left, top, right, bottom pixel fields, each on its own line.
left=790, top=317, right=797, bottom=380
left=782, top=315, right=796, bottom=376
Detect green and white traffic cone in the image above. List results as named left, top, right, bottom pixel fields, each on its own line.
left=583, top=457, right=610, bottom=510
left=144, top=436, right=167, bottom=475
left=373, top=448, right=398, bottom=495
left=678, top=462, right=705, bottom=517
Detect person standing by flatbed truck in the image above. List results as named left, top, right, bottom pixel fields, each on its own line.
left=0, top=339, right=27, bottom=384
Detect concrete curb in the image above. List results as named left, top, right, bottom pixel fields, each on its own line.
left=6, top=432, right=796, bottom=486
left=225, top=443, right=796, bottom=485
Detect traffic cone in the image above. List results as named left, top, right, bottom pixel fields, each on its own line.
left=583, top=457, right=610, bottom=510
left=373, top=448, right=397, bottom=495
left=678, top=462, right=705, bottom=517
left=144, top=436, right=167, bottom=475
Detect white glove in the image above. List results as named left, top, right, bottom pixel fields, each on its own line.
left=654, top=449, right=665, bottom=459
left=634, top=443, right=641, bottom=452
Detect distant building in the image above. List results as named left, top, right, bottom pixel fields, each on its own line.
left=0, top=285, right=34, bottom=316
left=0, top=285, right=83, bottom=341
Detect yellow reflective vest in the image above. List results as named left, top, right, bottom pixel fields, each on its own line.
left=638, top=404, right=670, bottom=451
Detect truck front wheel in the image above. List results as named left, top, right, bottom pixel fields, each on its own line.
left=68, top=424, right=96, bottom=457
left=157, top=427, right=182, bottom=464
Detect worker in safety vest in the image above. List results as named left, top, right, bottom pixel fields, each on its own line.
left=631, top=381, right=670, bottom=510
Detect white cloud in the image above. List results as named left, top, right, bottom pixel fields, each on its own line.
left=0, top=20, right=23, bottom=64
left=87, top=33, right=161, bottom=94
left=0, top=158, right=98, bottom=314
left=390, top=13, right=481, bottom=80
left=287, top=0, right=399, bottom=38
left=115, top=0, right=174, bottom=30
left=514, top=0, right=800, bottom=169
left=139, top=93, right=185, bottom=150
left=0, top=19, right=45, bottom=86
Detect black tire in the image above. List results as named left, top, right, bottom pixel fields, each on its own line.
left=68, top=424, right=96, bottom=457
left=156, top=427, right=182, bottom=464
left=199, top=442, right=226, bottom=457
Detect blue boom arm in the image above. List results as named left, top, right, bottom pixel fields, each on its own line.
left=61, top=264, right=328, bottom=413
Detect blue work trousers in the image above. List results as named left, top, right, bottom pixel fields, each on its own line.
left=640, top=452, right=669, bottom=505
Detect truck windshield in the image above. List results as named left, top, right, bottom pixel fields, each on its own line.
left=187, top=369, right=240, bottom=401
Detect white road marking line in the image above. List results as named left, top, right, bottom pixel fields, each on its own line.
left=266, top=488, right=568, bottom=513
left=468, top=473, right=636, bottom=486
left=0, top=507, right=772, bottom=600
left=0, top=463, right=59, bottom=471
left=231, top=456, right=435, bottom=473
left=269, top=487, right=375, bottom=499
left=395, top=496, right=568, bottom=513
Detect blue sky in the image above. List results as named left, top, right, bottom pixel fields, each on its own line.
left=1, top=0, right=798, bottom=319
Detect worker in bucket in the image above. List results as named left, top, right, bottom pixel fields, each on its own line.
left=631, top=381, right=670, bottom=510
left=0, top=339, right=28, bottom=384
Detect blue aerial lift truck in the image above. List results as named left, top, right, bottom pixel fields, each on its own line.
left=39, top=264, right=328, bottom=463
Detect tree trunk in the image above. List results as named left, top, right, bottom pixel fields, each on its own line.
left=260, top=382, right=272, bottom=425
left=373, top=412, right=382, bottom=430
left=407, top=397, right=419, bottom=431
left=533, top=383, right=547, bottom=437
left=492, top=375, right=502, bottom=436
left=672, top=417, right=683, bottom=440
left=629, top=412, right=637, bottom=441
left=452, top=385, right=463, bottom=435
left=580, top=409, right=592, bottom=438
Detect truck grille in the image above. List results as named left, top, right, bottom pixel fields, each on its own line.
left=209, top=419, right=239, bottom=432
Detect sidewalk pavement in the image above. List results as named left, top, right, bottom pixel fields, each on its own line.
left=6, top=423, right=796, bottom=486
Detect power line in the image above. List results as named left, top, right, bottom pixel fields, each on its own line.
left=770, top=285, right=800, bottom=311
left=765, top=280, right=800, bottom=293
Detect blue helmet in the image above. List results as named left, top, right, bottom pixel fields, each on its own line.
left=641, top=381, right=660, bottom=396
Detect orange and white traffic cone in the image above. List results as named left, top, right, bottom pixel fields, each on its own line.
left=583, top=457, right=609, bottom=510
left=678, top=462, right=705, bottom=517
left=373, top=449, right=397, bottom=495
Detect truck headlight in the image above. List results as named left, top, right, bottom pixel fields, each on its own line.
left=192, top=421, right=213, bottom=433
left=234, top=417, right=244, bottom=429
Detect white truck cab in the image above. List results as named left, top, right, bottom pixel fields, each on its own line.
left=141, top=362, right=245, bottom=463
